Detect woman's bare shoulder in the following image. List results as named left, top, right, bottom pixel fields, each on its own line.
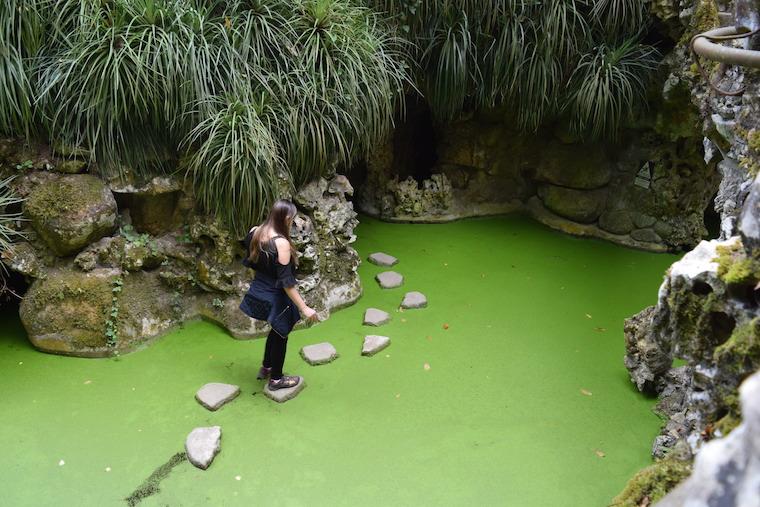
left=273, top=237, right=291, bottom=264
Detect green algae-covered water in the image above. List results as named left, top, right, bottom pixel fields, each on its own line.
left=0, top=215, right=676, bottom=506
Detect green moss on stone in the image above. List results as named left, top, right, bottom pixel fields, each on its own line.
left=24, top=175, right=106, bottom=223
left=714, top=317, right=760, bottom=372
left=611, top=458, right=692, bottom=506
left=715, top=241, right=760, bottom=284
left=680, top=0, right=719, bottom=44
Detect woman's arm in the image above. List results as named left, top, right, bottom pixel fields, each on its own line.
left=275, top=238, right=319, bottom=322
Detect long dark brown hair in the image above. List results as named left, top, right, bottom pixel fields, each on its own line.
left=248, top=199, right=299, bottom=266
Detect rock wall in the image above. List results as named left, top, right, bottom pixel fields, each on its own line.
left=615, top=1, right=760, bottom=503
left=356, top=107, right=719, bottom=252
left=0, top=138, right=361, bottom=357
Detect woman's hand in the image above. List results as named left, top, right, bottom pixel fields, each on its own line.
left=301, top=305, right=320, bottom=323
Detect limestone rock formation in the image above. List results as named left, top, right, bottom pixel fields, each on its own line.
left=624, top=237, right=760, bottom=459
left=195, top=383, right=241, bottom=411
left=362, top=335, right=390, bottom=356
left=656, top=369, right=760, bottom=507
left=23, top=174, right=117, bottom=256
left=300, top=342, right=339, bottom=365
left=3, top=145, right=363, bottom=357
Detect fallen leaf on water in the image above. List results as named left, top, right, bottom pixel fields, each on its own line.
left=395, top=393, right=401, bottom=399
left=594, top=327, right=607, bottom=332
left=398, top=307, right=405, bottom=313
left=580, top=389, right=593, bottom=396
left=18, top=361, right=23, bottom=365
left=423, top=363, right=431, bottom=371
left=105, top=467, right=111, bottom=472
left=443, top=262, right=448, bottom=267
left=425, top=335, right=432, bottom=341
left=83, top=380, right=91, bottom=385
left=58, top=460, right=65, bottom=466
left=235, top=475, right=241, bottom=481
left=401, top=318, right=407, bottom=323
left=595, top=449, right=606, bottom=458
left=443, top=323, right=450, bottom=330
left=209, top=355, right=214, bottom=359
left=585, top=314, right=593, bottom=319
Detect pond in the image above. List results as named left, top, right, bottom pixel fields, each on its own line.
left=0, top=214, right=676, bottom=506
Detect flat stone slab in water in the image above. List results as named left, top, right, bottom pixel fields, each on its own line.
left=362, top=335, right=391, bottom=356
left=368, top=252, right=398, bottom=267
left=364, top=308, right=390, bottom=326
left=376, top=271, right=404, bottom=289
left=401, top=291, right=427, bottom=309
left=185, top=426, right=221, bottom=470
left=263, top=377, right=306, bottom=403
left=300, top=342, right=338, bottom=365
left=195, top=383, right=240, bottom=411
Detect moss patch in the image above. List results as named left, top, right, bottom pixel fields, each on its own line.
left=612, top=458, right=692, bottom=506
left=713, top=317, right=760, bottom=375
left=24, top=175, right=107, bottom=223
left=680, top=0, right=719, bottom=44
left=714, top=241, right=760, bottom=285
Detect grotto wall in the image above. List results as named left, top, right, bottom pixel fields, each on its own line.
left=0, top=138, right=361, bottom=357
left=356, top=82, right=721, bottom=252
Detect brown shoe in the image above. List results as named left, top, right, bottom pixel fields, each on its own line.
left=268, top=375, right=300, bottom=390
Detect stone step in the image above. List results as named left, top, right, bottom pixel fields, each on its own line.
left=263, top=377, right=306, bottom=403
left=363, top=308, right=390, bottom=326
left=368, top=252, right=398, bottom=267
left=300, top=342, right=339, bottom=365
left=401, top=291, right=427, bottom=309
left=376, top=271, right=404, bottom=289
left=362, top=335, right=391, bottom=356
left=186, top=426, right=221, bottom=470
left=195, top=383, right=240, bottom=411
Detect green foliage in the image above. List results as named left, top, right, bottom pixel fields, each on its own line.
left=372, top=0, right=659, bottom=134
left=105, top=276, right=124, bottom=347
left=567, top=38, right=660, bottom=140
left=0, top=0, right=410, bottom=235
left=0, top=175, right=23, bottom=257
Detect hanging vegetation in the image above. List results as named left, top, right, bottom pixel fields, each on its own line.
left=0, top=0, right=659, bottom=234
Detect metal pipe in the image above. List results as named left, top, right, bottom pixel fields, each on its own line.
left=692, top=26, right=760, bottom=69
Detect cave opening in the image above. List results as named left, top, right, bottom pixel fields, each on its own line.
left=707, top=311, right=736, bottom=347
left=704, top=193, right=721, bottom=240
left=0, top=268, right=29, bottom=313
left=393, top=97, right=438, bottom=186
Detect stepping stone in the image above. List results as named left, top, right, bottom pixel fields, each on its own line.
left=368, top=252, right=398, bottom=267
left=376, top=271, right=404, bottom=289
left=185, top=426, right=221, bottom=470
left=195, top=383, right=240, bottom=411
left=362, top=335, right=391, bottom=356
left=401, top=291, right=428, bottom=309
left=300, top=342, right=339, bottom=365
left=263, top=377, right=306, bottom=403
left=364, top=308, right=390, bottom=326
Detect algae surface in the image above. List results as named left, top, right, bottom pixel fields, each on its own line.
left=0, top=215, right=675, bottom=506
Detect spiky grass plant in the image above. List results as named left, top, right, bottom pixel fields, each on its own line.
left=0, top=176, right=24, bottom=290
left=567, top=38, right=660, bottom=139
left=183, top=92, right=283, bottom=235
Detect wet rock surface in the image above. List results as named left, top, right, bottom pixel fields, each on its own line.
left=401, top=291, right=427, bottom=309
left=368, top=252, right=398, bottom=267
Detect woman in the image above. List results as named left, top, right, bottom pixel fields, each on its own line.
left=239, top=199, right=320, bottom=390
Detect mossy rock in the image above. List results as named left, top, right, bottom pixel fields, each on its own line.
left=612, top=458, right=692, bottom=506
left=23, top=174, right=117, bottom=256
left=534, top=142, right=611, bottom=190
left=537, top=184, right=607, bottom=223
left=19, top=268, right=120, bottom=356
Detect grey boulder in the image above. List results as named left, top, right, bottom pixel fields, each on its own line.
left=362, top=335, right=391, bottom=356
left=185, top=426, right=221, bottom=470
left=363, top=308, right=390, bottom=326
left=368, top=252, right=398, bottom=267
left=401, top=291, right=427, bottom=309
left=195, top=383, right=240, bottom=411
left=376, top=271, right=404, bottom=289
left=263, top=377, right=306, bottom=403
left=300, top=342, right=339, bottom=365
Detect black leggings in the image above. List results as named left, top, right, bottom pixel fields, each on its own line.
left=262, top=328, right=288, bottom=380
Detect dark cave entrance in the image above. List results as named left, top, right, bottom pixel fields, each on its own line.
left=704, top=193, right=721, bottom=240
left=393, top=97, right=438, bottom=185
left=1, top=268, right=29, bottom=313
